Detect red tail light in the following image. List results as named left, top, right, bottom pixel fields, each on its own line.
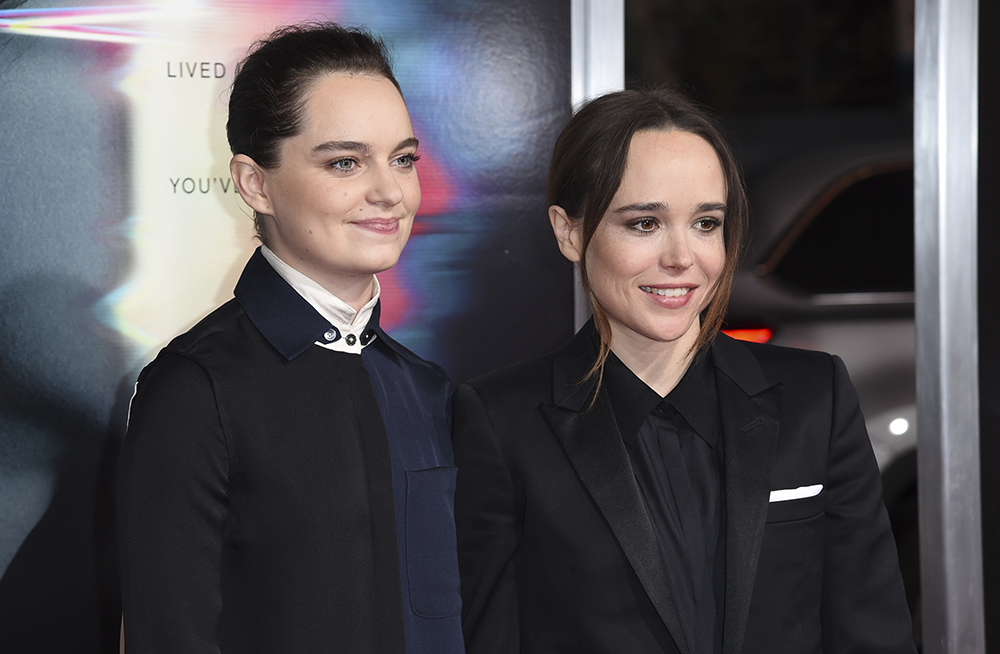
left=722, top=327, right=774, bottom=343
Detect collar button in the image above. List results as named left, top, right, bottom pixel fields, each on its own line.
left=323, top=328, right=339, bottom=342
left=345, top=334, right=357, bottom=346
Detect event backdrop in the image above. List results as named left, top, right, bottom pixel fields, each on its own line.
left=0, top=0, right=572, bottom=649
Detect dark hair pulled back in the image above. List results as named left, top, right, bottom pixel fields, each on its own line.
left=227, top=21, right=401, bottom=243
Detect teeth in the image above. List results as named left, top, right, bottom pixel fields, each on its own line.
left=641, top=286, right=690, bottom=297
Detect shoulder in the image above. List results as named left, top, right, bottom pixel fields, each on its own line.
left=382, top=330, right=450, bottom=377
left=134, top=298, right=269, bottom=401
left=468, top=354, right=554, bottom=391
left=714, top=333, right=843, bottom=387
left=713, top=335, right=859, bottom=434
left=136, top=300, right=241, bottom=377
left=161, top=299, right=247, bottom=360
left=151, top=298, right=290, bottom=380
left=369, top=329, right=455, bottom=399
left=469, top=354, right=554, bottom=389
left=457, top=353, right=556, bottom=412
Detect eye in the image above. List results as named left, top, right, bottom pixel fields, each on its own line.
left=394, top=153, right=420, bottom=169
left=630, top=217, right=658, bottom=233
left=694, top=217, right=723, bottom=232
left=330, top=158, right=357, bottom=172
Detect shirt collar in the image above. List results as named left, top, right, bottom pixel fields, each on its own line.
left=260, top=245, right=379, bottom=355
left=604, top=348, right=719, bottom=448
left=234, top=248, right=380, bottom=360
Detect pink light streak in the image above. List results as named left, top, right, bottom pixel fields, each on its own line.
left=0, top=5, right=179, bottom=43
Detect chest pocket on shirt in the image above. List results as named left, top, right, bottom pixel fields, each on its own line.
left=405, top=466, right=462, bottom=618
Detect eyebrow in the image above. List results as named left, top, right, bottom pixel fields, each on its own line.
left=614, top=201, right=667, bottom=214
left=311, top=137, right=419, bottom=156
left=614, top=201, right=726, bottom=214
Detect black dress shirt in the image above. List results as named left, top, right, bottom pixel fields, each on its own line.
left=605, top=350, right=725, bottom=654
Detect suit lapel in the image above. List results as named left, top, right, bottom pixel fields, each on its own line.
left=712, top=335, right=783, bottom=654
left=540, top=331, right=784, bottom=654
left=539, top=327, right=691, bottom=654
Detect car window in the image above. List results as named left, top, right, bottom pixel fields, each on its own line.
left=768, top=163, right=914, bottom=295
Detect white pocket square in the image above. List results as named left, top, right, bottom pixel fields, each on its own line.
left=769, top=484, right=823, bottom=503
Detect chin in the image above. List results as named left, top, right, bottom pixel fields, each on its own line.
left=367, top=255, right=404, bottom=275
left=635, top=319, right=702, bottom=345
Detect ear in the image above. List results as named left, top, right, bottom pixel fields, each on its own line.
left=548, top=205, right=584, bottom=263
left=230, top=154, right=273, bottom=216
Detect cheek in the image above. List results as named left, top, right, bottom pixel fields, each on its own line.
left=399, top=217, right=415, bottom=243
left=586, top=237, right=635, bottom=284
left=280, top=182, right=328, bottom=218
left=697, top=245, right=727, bottom=312
left=700, top=238, right=726, bottom=281
left=403, top=176, right=421, bottom=211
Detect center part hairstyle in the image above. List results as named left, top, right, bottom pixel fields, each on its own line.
left=226, top=21, right=401, bottom=245
left=547, top=87, right=749, bottom=380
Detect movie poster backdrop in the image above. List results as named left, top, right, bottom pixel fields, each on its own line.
left=0, top=0, right=572, bottom=649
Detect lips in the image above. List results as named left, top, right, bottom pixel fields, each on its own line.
left=352, top=218, right=400, bottom=235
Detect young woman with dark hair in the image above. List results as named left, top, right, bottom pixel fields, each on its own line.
left=118, top=22, right=464, bottom=654
left=453, top=88, right=915, bottom=654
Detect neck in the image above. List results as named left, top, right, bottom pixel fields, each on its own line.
left=319, top=274, right=375, bottom=313
left=260, top=245, right=376, bottom=313
left=609, top=324, right=700, bottom=397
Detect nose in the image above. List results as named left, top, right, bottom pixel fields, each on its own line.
left=366, top=163, right=405, bottom=207
left=661, top=232, right=694, bottom=271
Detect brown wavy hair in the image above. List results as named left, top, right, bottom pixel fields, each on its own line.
left=547, top=88, right=749, bottom=389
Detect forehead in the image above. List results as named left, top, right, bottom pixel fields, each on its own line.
left=296, top=73, right=412, bottom=140
left=616, top=130, right=726, bottom=201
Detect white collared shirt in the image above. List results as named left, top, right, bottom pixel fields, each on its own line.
left=260, top=245, right=379, bottom=355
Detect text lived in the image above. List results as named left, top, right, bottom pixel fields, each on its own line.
left=167, top=62, right=227, bottom=78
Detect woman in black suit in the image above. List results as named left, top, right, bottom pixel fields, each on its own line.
left=453, top=88, right=915, bottom=654
left=118, top=22, right=464, bottom=654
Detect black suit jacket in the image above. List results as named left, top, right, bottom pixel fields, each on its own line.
left=453, top=326, right=915, bottom=654
left=118, top=251, right=464, bottom=654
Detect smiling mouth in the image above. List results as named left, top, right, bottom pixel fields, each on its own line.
left=352, top=218, right=399, bottom=234
left=640, top=286, right=692, bottom=297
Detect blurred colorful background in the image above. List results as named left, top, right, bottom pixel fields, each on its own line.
left=0, top=1, right=571, bottom=649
